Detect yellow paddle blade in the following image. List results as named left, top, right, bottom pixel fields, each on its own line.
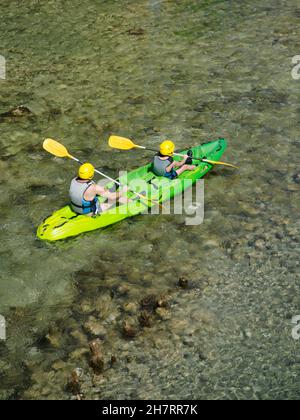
left=203, top=159, right=239, bottom=169
left=108, top=135, right=137, bottom=150
left=43, top=138, right=71, bottom=158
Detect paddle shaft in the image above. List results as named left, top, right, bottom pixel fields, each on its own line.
left=133, top=145, right=207, bottom=163
left=132, top=144, right=238, bottom=168
left=43, top=138, right=162, bottom=206
left=70, top=155, right=123, bottom=187
left=68, top=154, right=164, bottom=207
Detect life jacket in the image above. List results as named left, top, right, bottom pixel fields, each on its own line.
left=69, top=178, right=99, bottom=215
left=152, top=154, right=174, bottom=177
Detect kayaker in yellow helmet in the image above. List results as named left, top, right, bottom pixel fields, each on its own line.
left=69, top=163, right=129, bottom=216
left=152, top=140, right=196, bottom=180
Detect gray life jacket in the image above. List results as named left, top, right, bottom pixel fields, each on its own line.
left=152, top=154, right=174, bottom=176
left=69, top=178, right=100, bottom=215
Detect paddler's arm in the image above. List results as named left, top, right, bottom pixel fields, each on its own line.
left=167, top=155, right=189, bottom=171
left=166, top=157, right=177, bottom=173
left=94, top=184, right=128, bottom=200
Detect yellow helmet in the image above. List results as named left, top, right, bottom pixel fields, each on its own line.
left=78, top=163, right=95, bottom=180
left=160, top=140, right=175, bottom=156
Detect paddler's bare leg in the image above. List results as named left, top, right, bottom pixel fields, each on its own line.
left=175, top=164, right=197, bottom=176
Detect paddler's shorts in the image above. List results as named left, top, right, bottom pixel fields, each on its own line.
left=165, top=169, right=178, bottom=180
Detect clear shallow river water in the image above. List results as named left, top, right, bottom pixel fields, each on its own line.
left=0, top=0, right=299, bottom=399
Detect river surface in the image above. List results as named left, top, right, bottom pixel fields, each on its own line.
left=0, top=0, right=299, bottom=400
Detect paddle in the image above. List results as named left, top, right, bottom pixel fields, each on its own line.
left=109, top=135, right=239, bottom=169
left=42, top=139, right=161, bottom=208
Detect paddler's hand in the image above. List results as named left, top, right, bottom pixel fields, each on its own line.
left=177, top=155, right=189, bottom=166
left=117, top=185, right=129, bottom=198
left=121, top=186, right=129, bottom=193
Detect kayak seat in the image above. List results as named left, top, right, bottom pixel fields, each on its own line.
left=143, top=172, right=156, bottom=183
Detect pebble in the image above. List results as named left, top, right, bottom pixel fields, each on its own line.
left=139, top=311, right=152, bottom=327
left=52, top=360, right=67, bottom=371
left=45, top=330, right=62, bottom=348
left=66, top=369, right=81, bottom=395
left=104, top=314, right=118, bottom=325
left=0, top=105, right=33, bottom=118
left=140, top=244, right=154, bottom=253
left=89, top=340, right=105, bottom=375
left=287, top=183, right=299, bottom=192
left=122, top=320, right=137, bottom=339
left=127, top=28, right=145, bottom=36
left=79, top=300, right=94, bottom=314
left=204, top=239, right=220, bottom=249
left=169, top=319, right=189, bottom=332
left=70, top=329, right=88, bottom=346
left=70, top=348, right=89, bottom=361
left=140, top=295, right=159, bottom=312
left=123, top=302, right=139, bottom=314
left=156, top=307, right=171, bottom=321
left=84, top=317, right=107, bottom=337
left=178, top=278, right=189, bottom=289
left=157, top=295, right=169, bottom=308
left=116, top=285, right=131, bottom=296
left=255, top=239, right=266, bottom=250
left=182, top=335, right=194, bottom=346
left=110, top=356, right=117, bottom=367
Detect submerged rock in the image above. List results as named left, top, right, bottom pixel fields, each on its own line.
left=122, top=320, right=137, bottom=339
left=110, top=355, right=117, bottom=367
left=0, top=106, right=33, bottom=118
left=123, top=302, right=138, bottom=314
left=45, top=329, right=63, bottom=348
left=66, top=369, right=82, bottom=396
left=292, top=174, right=300, bottom=184
left=140, top=295, right=159, bottom=312
left=70, top=348, right=89, bottom=361
left=156, top=307, right=171, bottom=321
left=178, top=277, right=189, bottom=289
left=116, top=284, right=130, bottom=296
left=89, top=339, right=105, bottom=375
left=52, top=360, right=67, bottom=371
left=139, top=310, right=152, bottom=328
left=157, top=295, right=169, bottom=308
left=70, top=329, right=88, bottom=346
left=254, top=239, right=266, bottom=250
left=79, top=299, right=94, bottom=314
left=127, top=28, right=145, bottom=36
left=204, top=239, right=220, bottom=249
left=287, top=183, right=299, bottom=192
left=84, top=317, right=106, bottom=338
left=127, top=96, right=145, bottom=105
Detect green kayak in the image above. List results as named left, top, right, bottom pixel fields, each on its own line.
left=37, top=138, right=227, bottom=241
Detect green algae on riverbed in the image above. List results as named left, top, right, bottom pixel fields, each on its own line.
left=0, top=0, right=300, bottom=400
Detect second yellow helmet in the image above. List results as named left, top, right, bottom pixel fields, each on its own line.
left=160, top=140, right=175, bottom=156
left=78, top=163, right=95, bottom=180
